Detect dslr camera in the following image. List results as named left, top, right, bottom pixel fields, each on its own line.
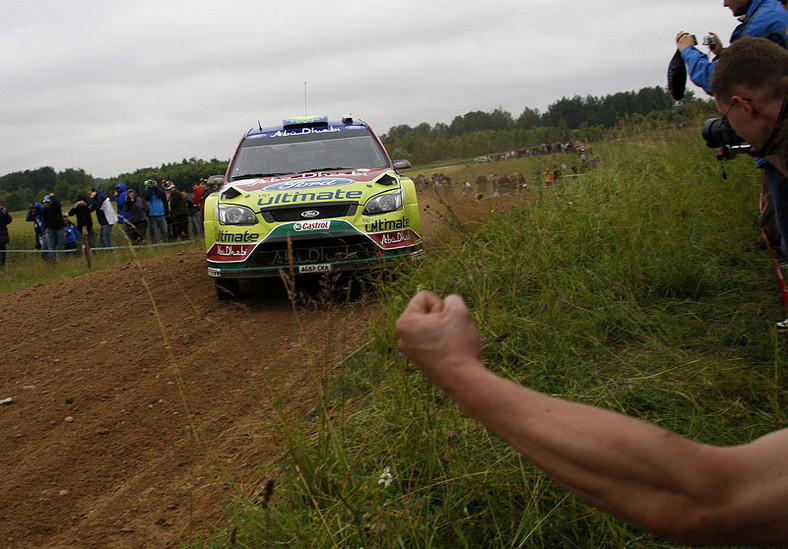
left=702, top=117, right=752, bottom=160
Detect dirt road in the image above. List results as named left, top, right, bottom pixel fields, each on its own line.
left=0, top=192, right=503, bottom=547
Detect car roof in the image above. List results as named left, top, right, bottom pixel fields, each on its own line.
left=244, top=115, right=370, bottom=140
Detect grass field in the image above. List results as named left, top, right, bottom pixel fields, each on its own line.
left=181, top=125, right=786, bottom=548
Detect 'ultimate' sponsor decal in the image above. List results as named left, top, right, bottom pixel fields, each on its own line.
left=216, top=230, right=260, bottom=243
left=363, top=217, right=410, bottom=233
left=258, top=188, right=362, bottom=206
left=293, top=220, right=331, bottom=231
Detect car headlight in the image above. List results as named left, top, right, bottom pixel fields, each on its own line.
left=216, top=203, right=258, bottom=225
left=363, top=189, right=404, bottom=216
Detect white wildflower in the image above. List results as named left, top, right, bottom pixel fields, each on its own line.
left=378, top=466, right=393, bottom=488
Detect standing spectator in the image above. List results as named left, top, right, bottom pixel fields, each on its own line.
left=141, top=179, right=168, bottom=244
left=41, top=194, right=65, bottom=261
left=87, top=186, right=118, bottom=248
left=68, top=194, right=96, bottom=251
left=0, top=200, right=11, bottom=267
left=25, top=202, right=45, bottom=250
left=166, top=182, right=189, bottom=240
left=114, top=182, right=129, bottom=234
left=190, top=181, right=204, bottom=236
left=123, top=189, right=148, bottom=245
left=62, top=215, right=79, bottom=251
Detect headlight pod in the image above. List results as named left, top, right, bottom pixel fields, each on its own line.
left=363, top=189, right=404, bottom=216
left=216, top=203, right=258, bottom=225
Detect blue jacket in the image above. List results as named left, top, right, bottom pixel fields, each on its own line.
left=114, top=183, right=128, bottom=223
left=142, top=185, right=167, bottom=217
left=64, top=223, right=78, bottom=245
left=681, top=0, right=788, bottom=95
left=26, top=203, right=45, bottom=235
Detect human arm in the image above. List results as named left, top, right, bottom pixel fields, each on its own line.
left=395, top=291, right=788, bottom=546
left=676, top=31, right=715, bottom=94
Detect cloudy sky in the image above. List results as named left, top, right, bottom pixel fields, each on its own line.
left=1, top=0, right=736, bottom=178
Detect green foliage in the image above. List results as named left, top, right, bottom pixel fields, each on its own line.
left=382, top=86, right=714, bottom=165
left=186, top=126, right=786, bottom=547
left=0, top=167, right=93, bottom=210
left=107, top=157, right=229, bottom=192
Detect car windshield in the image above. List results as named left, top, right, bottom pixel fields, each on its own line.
left=229, top=129, right=389, bottom=181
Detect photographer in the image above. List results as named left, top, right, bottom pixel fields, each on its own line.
left=677, top=0, right=788, bottom=255
left=68, top=194, right=96, bottom=250
left=122, top=189, right=148, bottom=245
left=141, top=179, right=168, bottom=244
left=711, top=38, right=788, bottom=172
left=0, top=201, right=11, bottom=267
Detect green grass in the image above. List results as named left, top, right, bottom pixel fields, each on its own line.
left=183, top=124, right=788, bottom=548
left=0, top=216, right=202, bottom=293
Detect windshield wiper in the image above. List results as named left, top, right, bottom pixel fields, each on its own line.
left=232, top=172, right=290, bottom=181
left=297, top=167, right=350, bottom=173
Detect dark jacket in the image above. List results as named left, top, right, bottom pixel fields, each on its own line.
left=42, top=198, right=65, bottom=231
left=68, top=195, right=94, bottom=230
left=167, top=189, right=190, bottom=218
left=0, top=208, right=11, bottom=244
left=90, top=191, right=112, bottom=226
left=124, top=193, right=149, bottom=225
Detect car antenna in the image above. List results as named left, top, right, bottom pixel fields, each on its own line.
left=258, top=120, right=263, bottom=131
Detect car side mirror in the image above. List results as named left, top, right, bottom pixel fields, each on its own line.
left=393, top=159, right=412, bottom=170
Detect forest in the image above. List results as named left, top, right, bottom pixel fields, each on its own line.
left=0, top=86, right=710, bottom=211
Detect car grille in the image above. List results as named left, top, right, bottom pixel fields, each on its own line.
left=247, top=233, right=380, bottom=268
left=262, top=203, right=358, bottom=222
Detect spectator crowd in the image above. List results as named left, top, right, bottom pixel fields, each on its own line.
left=13, top=177, right=222, bottom=261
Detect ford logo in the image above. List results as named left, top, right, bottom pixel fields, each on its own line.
left=301, top=210, right=320, bottom=219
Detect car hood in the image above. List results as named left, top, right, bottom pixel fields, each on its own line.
left=225, top=168, right=398, bottom=195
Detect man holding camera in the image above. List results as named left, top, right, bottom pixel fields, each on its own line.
left=712, top=38, right=788, bottom=185
left=677, top=0, right=788, bottom=258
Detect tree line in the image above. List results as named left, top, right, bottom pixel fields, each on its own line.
left=381, top=86, right=708, bottom=164
left=0, top=157, right=228, bottom=212
left=0, top=85, right=709, bottom=211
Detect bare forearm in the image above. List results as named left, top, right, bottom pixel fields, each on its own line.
left=440, top=362, right=740, bottom=542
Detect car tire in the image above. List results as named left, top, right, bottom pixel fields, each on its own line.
left=215, top=278, right=241, bottom=300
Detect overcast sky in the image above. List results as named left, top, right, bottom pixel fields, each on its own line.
left=1, top=0, right=737, bottom=179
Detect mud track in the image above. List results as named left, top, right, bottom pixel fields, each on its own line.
left=0, top=193, right=502, bottom=547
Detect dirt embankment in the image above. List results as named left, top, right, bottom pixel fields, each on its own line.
left=0, top=192, right=504, bottom=547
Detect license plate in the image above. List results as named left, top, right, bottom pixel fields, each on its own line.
left=299, top=263, right=332, bottom=274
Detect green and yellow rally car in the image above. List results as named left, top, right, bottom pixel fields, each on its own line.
left=204, top=115, right=423, bottom=298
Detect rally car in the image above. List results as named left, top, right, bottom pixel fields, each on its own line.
left=204, top=115, right=423, bottom=298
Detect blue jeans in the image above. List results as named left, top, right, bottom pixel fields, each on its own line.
left=765, top=164, right=788, bottom=256
left=149, top=215, right=168, bottom=244
left=77, top=226, right=96, bottom=250
left=45, top=228, right=65, bottom=261
left=191, top=211, right=202, bottom=235
left=99, top=224, right=113, bottom=248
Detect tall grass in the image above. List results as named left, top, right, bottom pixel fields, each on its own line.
left=191, top=126, right=780, bottom=547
